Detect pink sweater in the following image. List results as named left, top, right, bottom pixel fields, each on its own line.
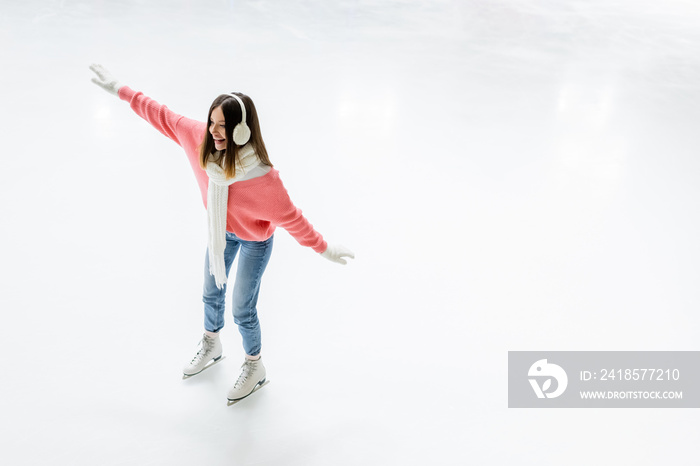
left=118, top=86, right=327, bottom=253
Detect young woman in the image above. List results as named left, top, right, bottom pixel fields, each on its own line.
left=89, top=64, right=354, bottom=403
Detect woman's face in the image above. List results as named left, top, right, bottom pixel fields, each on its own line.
left=209, top=105, right=226, bottom=150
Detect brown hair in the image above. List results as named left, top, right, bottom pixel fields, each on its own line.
left=199, top=92, right=272, bottom=179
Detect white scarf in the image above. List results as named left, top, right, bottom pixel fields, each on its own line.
left=205, top=144, right=260, bottom=289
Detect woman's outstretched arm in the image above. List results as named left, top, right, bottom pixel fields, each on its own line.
left=89, top=63, right=203, bottom=148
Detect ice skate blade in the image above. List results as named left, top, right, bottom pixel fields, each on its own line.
left=182, top=355, right=225, bottom=379
left=227, top=380, right=270, bottom=406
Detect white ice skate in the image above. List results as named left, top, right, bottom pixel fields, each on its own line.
left=182, top=334, right=224, bottom=378
left=226, top=358, right=268, bottom=405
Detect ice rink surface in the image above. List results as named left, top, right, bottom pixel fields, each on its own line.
left=1, top=0, right=699, bottom=464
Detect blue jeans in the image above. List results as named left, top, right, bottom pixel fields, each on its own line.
left=203, top=231, right=274, bottom=357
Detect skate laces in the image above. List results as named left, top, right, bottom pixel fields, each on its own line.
left=190, top=337, right=213, bottom=364
left=234, top=360, right=255, bottom=388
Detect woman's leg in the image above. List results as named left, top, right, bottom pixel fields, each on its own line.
left=231, top=234, right=274, bottom=357
left=202, top=233, right=241, bottom=333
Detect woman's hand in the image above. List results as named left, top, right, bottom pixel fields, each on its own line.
left=89, top=64, right=123, bottom=96
left=321, top=244, right=355, bottom=265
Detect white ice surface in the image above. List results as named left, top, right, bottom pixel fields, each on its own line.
left=1, top=0, right=700, bottom=465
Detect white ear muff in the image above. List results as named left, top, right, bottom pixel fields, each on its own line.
left=228, top=93, right=251, bottom=145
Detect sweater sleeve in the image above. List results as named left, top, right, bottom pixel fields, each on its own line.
left=268, top=180, right=327, bottom=253
left=118, top=86, right=202, bottom=148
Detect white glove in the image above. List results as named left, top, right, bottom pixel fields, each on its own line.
left=321, top=244, right=355, bottom=265
left=89, top=63, right=123, bottom=96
